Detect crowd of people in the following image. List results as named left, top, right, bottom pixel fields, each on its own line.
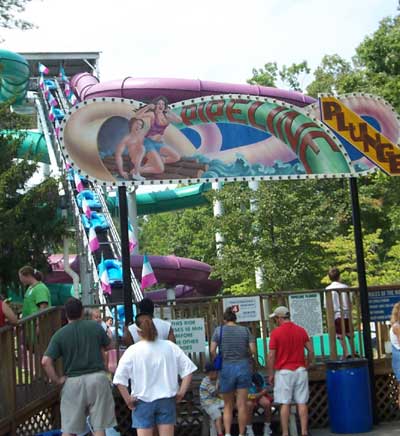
left=203, top=305, right=313, bottom=436
left=36, top=298, right=314, bottom=436
left=3, top=265, right=400, bottom=436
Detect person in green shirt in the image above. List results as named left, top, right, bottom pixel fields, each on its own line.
left=42, top=297, right=116, bottom=436
left=19, top=265, right=52, bottom=317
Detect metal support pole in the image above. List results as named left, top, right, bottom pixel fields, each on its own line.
left=249, top=181, right=264, bottom=290
left=118, top=186, right=134, bottom=325
left=212, top=182, right=224, bottom=258
left=127, top=187, right=139, bottom=254
left=349, top=177, right=377, bottom=423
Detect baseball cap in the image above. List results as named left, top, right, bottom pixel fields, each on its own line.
left=269, top=306, right=290, bottom=318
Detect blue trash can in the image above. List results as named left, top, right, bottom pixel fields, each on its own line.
left=326, top=358, right=373, bottom=433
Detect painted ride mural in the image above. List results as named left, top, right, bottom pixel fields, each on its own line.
left=61, top=93, right=400, bottom=186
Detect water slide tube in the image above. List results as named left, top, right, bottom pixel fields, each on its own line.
left=135, top=182, right=211, bottom=215
left=0, top=49, right=30, bottom=104
left=106, top=182, right=211, bottom=215
left=47, top=254, right=222, bottom=297
left=130, top=255, right=222, bottom=294
left=71, top=73, right=316, bottom=107
left=2, top=130, right=50, bottom=164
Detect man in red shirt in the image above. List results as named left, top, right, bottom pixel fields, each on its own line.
left=267, top=306, right=314, bottom=436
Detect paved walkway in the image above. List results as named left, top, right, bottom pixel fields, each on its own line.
left=312, top=422, right=400, bottom=435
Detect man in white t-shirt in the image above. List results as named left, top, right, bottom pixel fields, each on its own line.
left=326, top=268, right=354, bottom=358
left=124, top=298, right=176, bottom=345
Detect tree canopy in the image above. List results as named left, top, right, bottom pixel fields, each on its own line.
left=141, top=13, right=400, bottom=294
left=0, top=102, right=65, bottom=289
left=0, top=0, right=35, bottom=36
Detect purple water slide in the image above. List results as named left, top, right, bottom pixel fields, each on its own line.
left=71, top=73, right=315, bottom=107
left=45, top=254, right=80, bottom=284
left=130, top=254, right=212, bottom=286
left=45, top=253, right=222, bottom=297
left=144, top=281, right=222, bottom=301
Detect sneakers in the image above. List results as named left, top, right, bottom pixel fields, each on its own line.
left=263, top=423, right=272, bottom=436
left=245, top=424, right=271, bottom=436
left=246, top=427, right=255, bottom=436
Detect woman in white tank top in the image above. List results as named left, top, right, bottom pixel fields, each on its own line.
left=390, top=302, right=400, bottom=408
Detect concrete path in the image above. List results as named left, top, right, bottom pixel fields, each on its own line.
left=312, top=422, right=400, bottom=435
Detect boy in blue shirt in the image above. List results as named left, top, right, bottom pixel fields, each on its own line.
left=247, top=360, right=272, bottom=436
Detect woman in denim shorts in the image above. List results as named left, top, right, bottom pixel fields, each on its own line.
left=114, top=314, right=197, bottom=436
left=210, top=307, right=256, bottom=436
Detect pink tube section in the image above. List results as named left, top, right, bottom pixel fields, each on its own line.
left=71, top=73, right=315, bottom=107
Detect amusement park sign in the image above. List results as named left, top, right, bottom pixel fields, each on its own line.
left=61, top=93, right=400, bottom=186
left=320, top=96, right=400, bottom=175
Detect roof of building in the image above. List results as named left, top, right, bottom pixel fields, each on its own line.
left=19, top=51, right=101, bottom=78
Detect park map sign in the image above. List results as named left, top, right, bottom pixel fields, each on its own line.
left=61, top=92, right=400, bottom=186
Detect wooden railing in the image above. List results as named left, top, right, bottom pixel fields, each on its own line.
left=1, top=285, right=398, bottom=434
left=0, top=307, right=62, bottom=435
left=147, top=285, right=399, bottom=367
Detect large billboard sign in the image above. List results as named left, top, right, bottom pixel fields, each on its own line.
left=60, top=93, right=400, bottom=186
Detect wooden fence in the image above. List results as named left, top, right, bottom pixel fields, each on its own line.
left=1, top=284, right=400, bottom=435
left=0, top=307, right=62, bottom=435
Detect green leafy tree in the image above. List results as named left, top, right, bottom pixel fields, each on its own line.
left=0, top=102, right=65, bottom=289
left=306, top=16, right=400, bottom=110
left=248, top=61, right=311, bottom=92
left=279, top=61, right=310, bottom=92
left=0, top=0, right=35, bottom=36
left=212, top=183, right=259, bottom=293
left=139, top=200, right=216, bottom=264
left=247, top=62, right=278, bottom=87
left=317, top=228, right=385, bottom=286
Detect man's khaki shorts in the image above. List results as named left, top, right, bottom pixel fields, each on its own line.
left=61, top=371, right=116, bottom=434
left=274, top=367, right=309, bottom=404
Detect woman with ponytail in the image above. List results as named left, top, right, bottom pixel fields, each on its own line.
left=19, top=266, right=52, bottom=318
left=114, top=313, right=197, bottom=436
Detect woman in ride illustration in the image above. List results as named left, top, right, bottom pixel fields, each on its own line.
left=136, top=96, right=182, bottom=175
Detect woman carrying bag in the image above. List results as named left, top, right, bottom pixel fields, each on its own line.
left=210, top=306, right=256, bottom=436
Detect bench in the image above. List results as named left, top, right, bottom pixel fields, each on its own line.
left=200, top=400, right=299, bottom=436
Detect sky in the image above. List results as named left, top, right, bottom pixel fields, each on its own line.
left=3, top=0, right=397, bottom=86
left=4, top=0, right=398, bottom=192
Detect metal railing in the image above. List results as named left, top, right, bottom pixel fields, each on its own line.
left=37, top=78, right=143, bottom=303
left=36, top=90, right=102, bottom=304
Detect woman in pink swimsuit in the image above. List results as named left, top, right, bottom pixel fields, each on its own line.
left=136, top=97, right=182, bottom=175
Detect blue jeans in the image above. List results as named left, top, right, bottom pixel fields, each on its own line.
left=392, top=346, right=400, bottom=381
left=219, top=360, right=252, bottom=393
left=132, top=397, right=176, bottom=429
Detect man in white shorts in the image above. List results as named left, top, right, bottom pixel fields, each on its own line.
left=267, top=306, right=314, bottom=436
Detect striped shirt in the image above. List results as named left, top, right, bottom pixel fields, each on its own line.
left=199, top=376, right=220, bottom=407
left=211, top=324, right=255, bottom=362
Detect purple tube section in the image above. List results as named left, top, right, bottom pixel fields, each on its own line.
left=71, top=73, right=315, bottom=107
